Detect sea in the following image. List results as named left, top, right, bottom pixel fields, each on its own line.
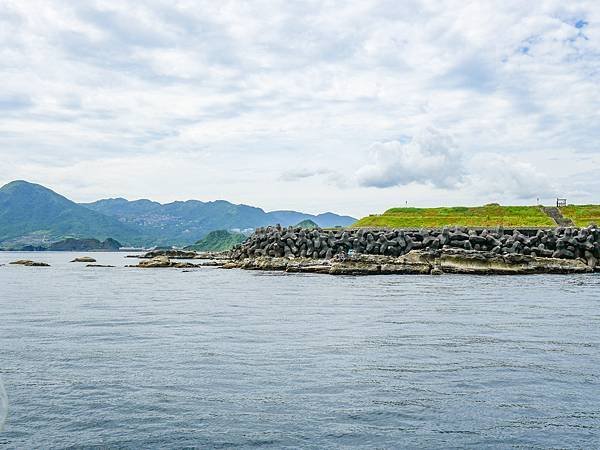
left=1, top=252, right=599, bottom=448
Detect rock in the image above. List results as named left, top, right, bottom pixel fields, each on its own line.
left=195, top=260, right=228, bottom=267
left=439, top=249, right=590, bottom=275
left=140, top=250, right=197, bottom=259
left=227, top=224, right=600, bottom=272
left=224, top=248, right=592, bottom=276
left=172, top=262, right=200, bottom=268
left=142, top=255, right=171, bottom=267
left=71, top=257, right=97, bottom=263
left=9, top=260, right=50, bottom=267
left=129, top=255, right=199, bottom=268
left=194, top=252, right=230, bottom=260
left=86, top=264, right=115, bottom=268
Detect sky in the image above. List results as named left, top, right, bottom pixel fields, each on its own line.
left=1, top=0, right=599, bottom=217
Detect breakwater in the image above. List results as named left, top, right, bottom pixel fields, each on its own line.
left=231, top=225, right=600, bottom=269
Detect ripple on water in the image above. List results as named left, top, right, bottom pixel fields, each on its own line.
left=0, top=252, right=599, bottom=448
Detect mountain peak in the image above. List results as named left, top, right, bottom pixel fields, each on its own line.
left=1, top=180, right=48, bottom=191
left=0, top=181, right=139, bottom=248
left=0, top=181, right=357, bottom=248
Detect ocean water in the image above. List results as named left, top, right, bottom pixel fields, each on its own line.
left=0, top=252, right=599, bottom=449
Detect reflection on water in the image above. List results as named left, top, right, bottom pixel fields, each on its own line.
left=0, top=252, right=599, bottom=448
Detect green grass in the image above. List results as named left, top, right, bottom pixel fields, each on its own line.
left=184, top=230, right=247, bottom=252
left=560, top=205, right=600, bottom=227
left=353, top=205, right=555, bottom=228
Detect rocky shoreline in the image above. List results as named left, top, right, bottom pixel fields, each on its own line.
left=7, top=224, right=598, bottom=275
left=222, top=248, right=594, bottom=275
left=225, top=224, right=600, bottom=275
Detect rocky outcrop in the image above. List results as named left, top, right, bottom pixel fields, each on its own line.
left=71, top=256, right=97, bottom=263
left=230, top=224, right=600, bottom=270
left=224, top=249, right=592, bottom=276
left=194, top=251, right=231, bottom=260
left=128, top=255, right=200, bottom=268
left=9, top=260, right=50, bottom=267
left=139, top=250, right=198, bottom=259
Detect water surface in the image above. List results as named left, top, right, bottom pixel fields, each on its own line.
left=1, top=252, right=599, bottom=448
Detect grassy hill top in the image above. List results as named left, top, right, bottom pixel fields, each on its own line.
left=560, top=205, right=600, bottom=227
left=353, top=204, right=556, bottom=228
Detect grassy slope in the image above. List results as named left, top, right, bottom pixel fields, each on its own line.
left=185, top=230, right=247, bottom=252
left=353, top=205, right=555, bottom=228
left=560, top=205, right=600, bottom=226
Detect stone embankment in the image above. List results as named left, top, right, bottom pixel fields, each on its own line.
left=224, top=249, right=592, bottom=275
left=227, top=224, right=600, bottom=275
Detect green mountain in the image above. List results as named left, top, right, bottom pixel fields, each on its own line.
left=296, top=219, right=318, bottom=229
left=82, top=199, right=356, bottom=246
left=0, top=180, right=356, bottom=248
left=0, top=181, right=140, bottom=248
left=269, top=210, right=356, bottom=228
left=184, top=230, right=247, bottom=252
left=82, top=198, right=273, bottom=246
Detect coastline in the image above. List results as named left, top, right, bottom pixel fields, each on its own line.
left=222, top=248, right=595, bottom=275
left=224, top=224, right=600, bottom=276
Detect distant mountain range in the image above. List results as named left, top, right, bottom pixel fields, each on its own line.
left=0, top=180, right=356, bottom=248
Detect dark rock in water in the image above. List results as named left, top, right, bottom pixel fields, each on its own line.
left=140, top=250, right=197, bottom=259
left=128, top=255, right=200, bottom=268
left=86, top=264, right=115, bottom=268
left=71, top=256, right=97, bottom=263
left=9, top=260, right=50, bottom=267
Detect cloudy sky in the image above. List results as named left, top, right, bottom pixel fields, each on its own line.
left=1, top=0, right=599, bottom=217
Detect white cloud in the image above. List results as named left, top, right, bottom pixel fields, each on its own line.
left=467, top=154, right=555, bottom=200
left=0, top=0, right=599, bottom=216
left=356, top=128, right=464, bottom=189
left=279, top=168, right=332, bottom=182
